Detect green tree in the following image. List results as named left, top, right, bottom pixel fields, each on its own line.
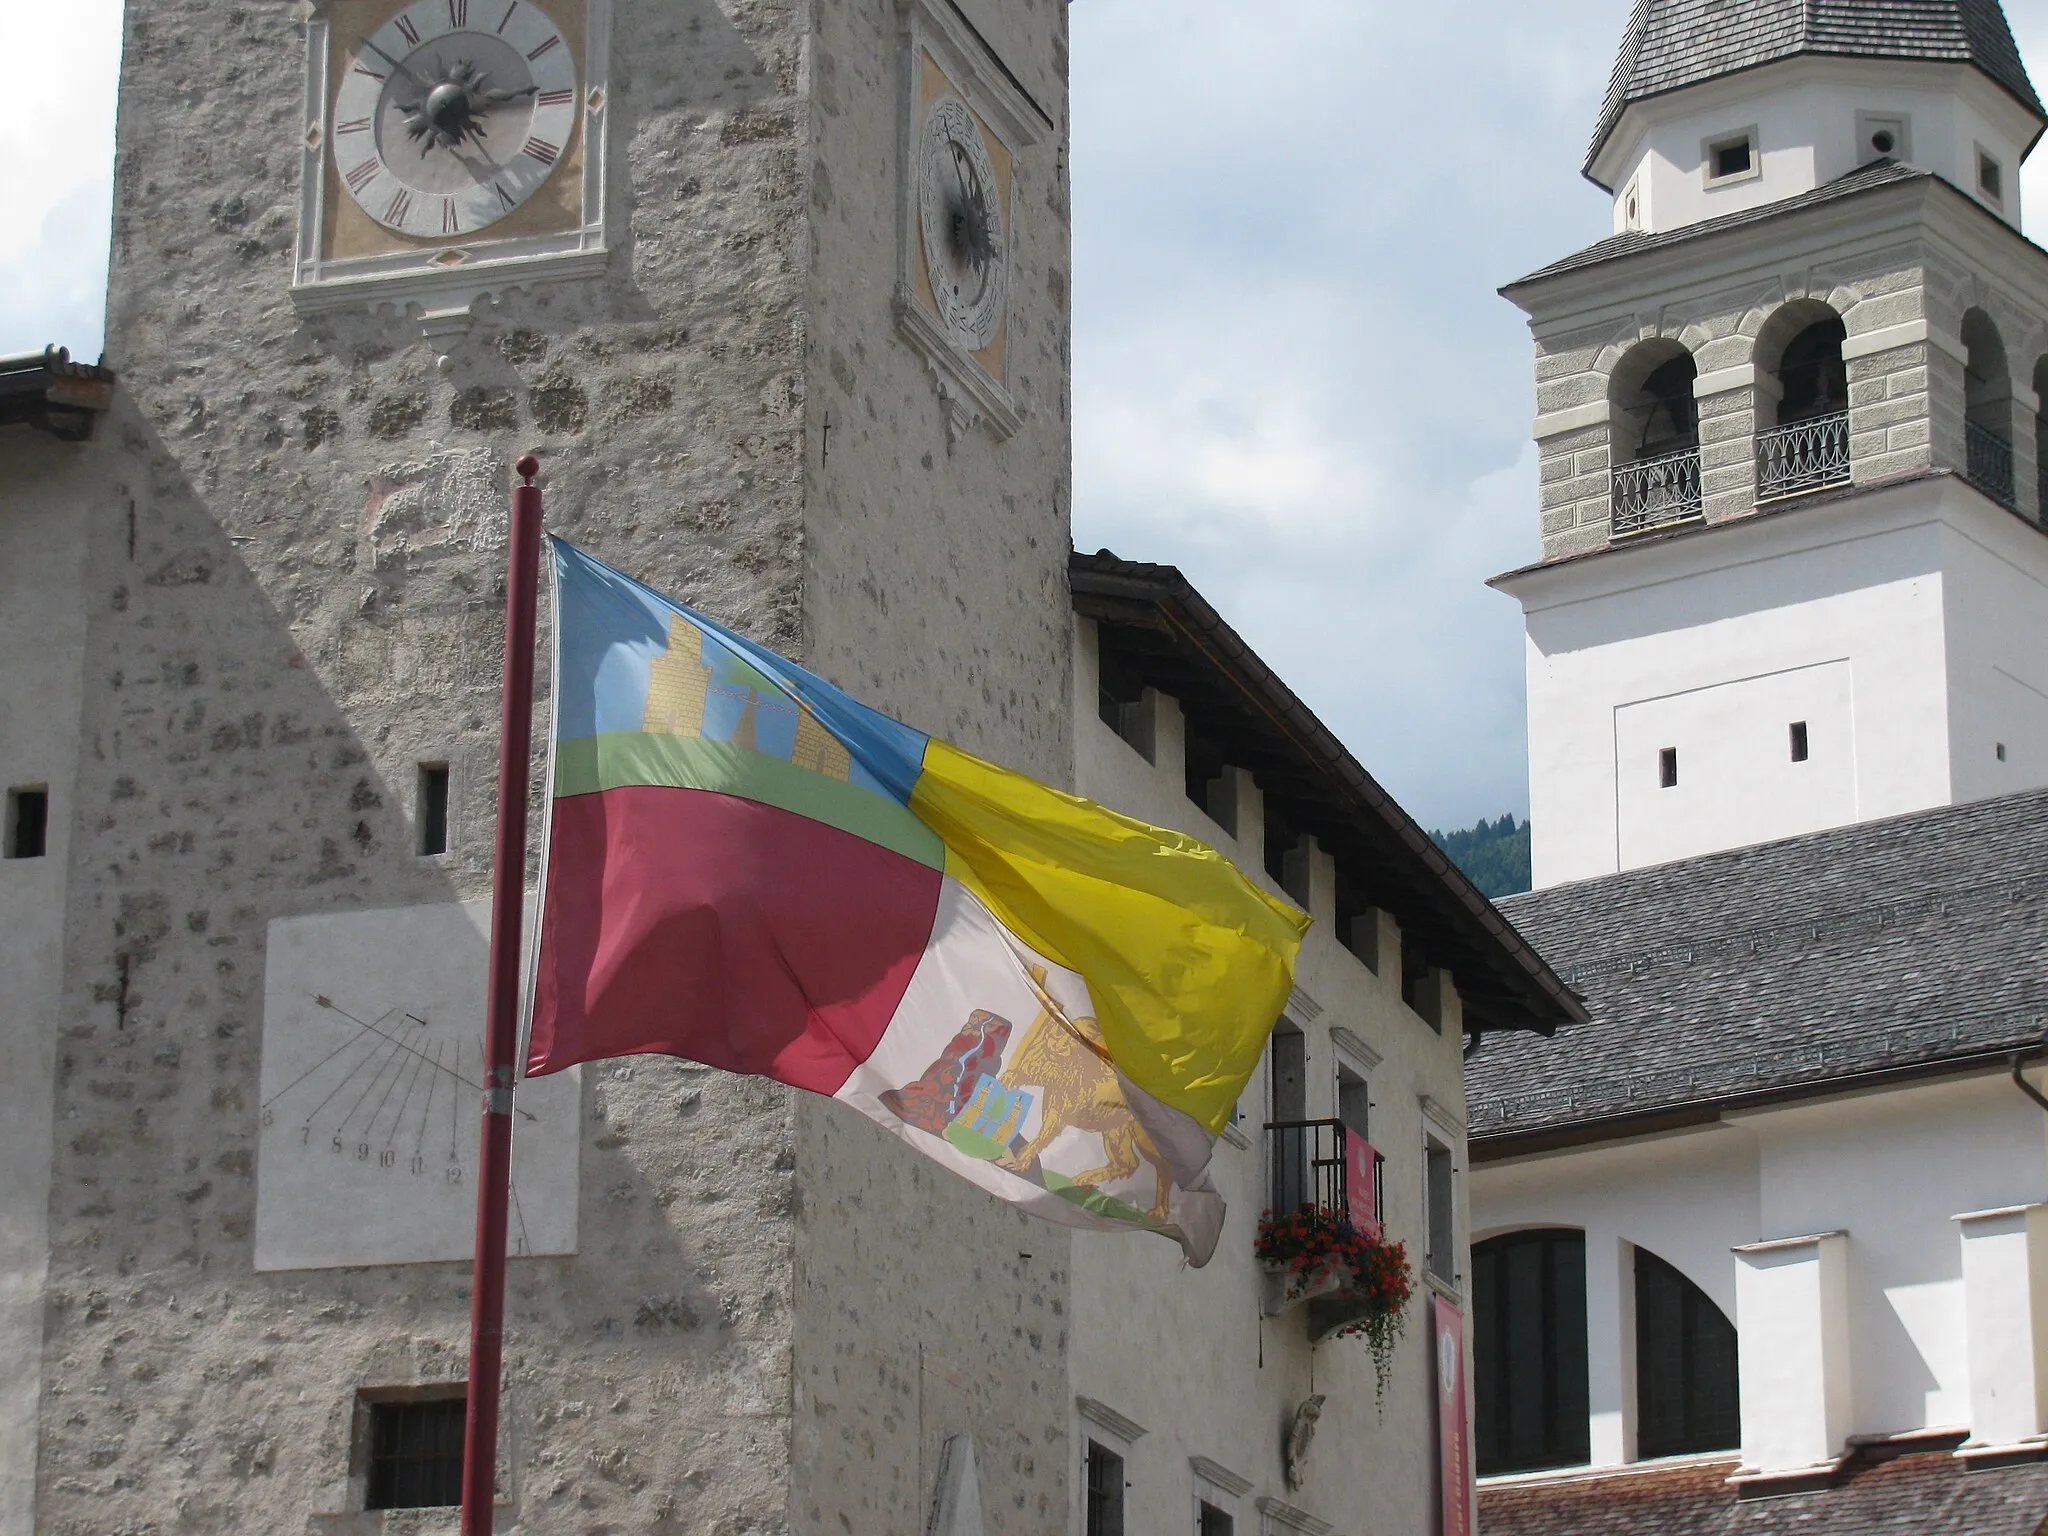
left=1429, top=814, right=1530, bottom=899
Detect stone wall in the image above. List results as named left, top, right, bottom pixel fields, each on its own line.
left=1520, top=183, right=2048, bottom=563
left=25, top=0, right=1087, bottom=1531
left=790, top=1, right=1075, bottom=1531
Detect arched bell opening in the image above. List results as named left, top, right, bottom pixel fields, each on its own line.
left=1754, top=301, right=1850, bottom=499
left=1963, top=308, right=2016, bottom=507
left=1607, top=340, right=1702, bottom=535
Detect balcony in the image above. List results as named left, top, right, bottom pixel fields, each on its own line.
left=1262, top=1119, right=1387, bottom=1341
left=1756, top=412, right=1850, bottom=501
left=1967, top=421, right=2017, bottom=509
left=1611, top=446, right=1703, bottom=537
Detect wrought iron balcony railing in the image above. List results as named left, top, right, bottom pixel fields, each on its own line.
left=1266, top=1118, right=1383, bottom=1238
left=1756, top=412, right=1850, bottom=501
left=1967, top=421, right=2016, bottom=509
left=1611, top=445, right=1703, bottom=537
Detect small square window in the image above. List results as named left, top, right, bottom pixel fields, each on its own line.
left=1704, top=130, right=1758, bottom=185
left=1979, top=150, right=2004, bottom=204
left=1857, top=112, right=1910, bottom=164
left=1659, top=747, right=1679, bottom=789
left=1789, top=721, right=1809, bottom=762
left=365, top=1395, right=465, bottom=1510
left=5, top=787, right=49, bottom=860
left=417, top=764, right=450, bottom=856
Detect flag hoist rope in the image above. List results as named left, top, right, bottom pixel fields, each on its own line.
left=463, top=453, right=544, bottom=1536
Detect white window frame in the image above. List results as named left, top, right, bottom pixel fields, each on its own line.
left=1855, top=109, right=1911, bottom=165
left=1190, top=1456, right=1251, bottom=1536
left=1976, top=143, right=2006, bottom=207
left=1701, top=127, right=1761, bottom=188
left=1076, top=1397, right=1145, bottom=1536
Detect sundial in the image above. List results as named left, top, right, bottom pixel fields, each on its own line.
left=255, top=901, right=579, bottom=1271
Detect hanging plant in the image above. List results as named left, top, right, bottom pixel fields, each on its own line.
left=1255, top=1206, right=1415, bottom=1404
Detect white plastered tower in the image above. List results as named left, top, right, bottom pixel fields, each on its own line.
left=1500, top=0, right=2048, bottom=889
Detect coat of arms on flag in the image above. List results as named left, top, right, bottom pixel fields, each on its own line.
left=528, top=539, right=1308, bottom=1264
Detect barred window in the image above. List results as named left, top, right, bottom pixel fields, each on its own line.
left=366, top=1396, right=466, bottom=1510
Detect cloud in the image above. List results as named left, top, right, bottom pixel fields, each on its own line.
left=0, top=1, right=122, bottom=357
left=1071, top=0, right=1636, bottom=829
left=1073, top=1, right=2048, bottom=833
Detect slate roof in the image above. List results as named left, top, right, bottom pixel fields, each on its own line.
left=1464, top=786, right=2048, bottom=1149
left=1505, top=156, right=1929, bottom=290
left=1588, top=0, right=2044, bottom=181
left=1479, top=1435, right=2048, bottom=1536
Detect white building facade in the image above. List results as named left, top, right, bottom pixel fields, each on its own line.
left=1499, top=0, right=2048, bottom=890
left=1472, top=4, right=2048, bottom=1532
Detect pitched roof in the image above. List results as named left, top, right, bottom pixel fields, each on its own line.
left=1479, top=1433, right=2048, bottom=1536
left=0, top=346, right=116, bottom=441
left=1067, top=552, right=1585, bottom=1038
left=1505, top=156, right=1930, bottom=291
left=1588, top=0, right=2044, bottom=180
left=1464, top=786, right=2048, bottom=1150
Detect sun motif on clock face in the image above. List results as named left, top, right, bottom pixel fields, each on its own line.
left=331, top=0, right=579, bottom=240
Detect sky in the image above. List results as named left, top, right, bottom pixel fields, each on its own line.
left=6, top=2, right=2048, bottom=831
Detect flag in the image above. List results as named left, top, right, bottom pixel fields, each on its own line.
left=528, top=539, right=1310, bottom=1263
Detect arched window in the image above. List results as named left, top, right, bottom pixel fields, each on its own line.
left=1608, top=341, right=1702, bottom=535
left=1474, top=1229, right=1590, bottom=1475
left=1754, top=302, right=1850, bottom=498
left=1634, top=1247, right=1740, bottom=1459
left=1963, top=308, right=2015, bottom=507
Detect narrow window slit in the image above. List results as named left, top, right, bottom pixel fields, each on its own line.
left=418, top=764, right=450, bottom=856
left=5, top=787, right=49, bottom=860
left=1789, top=722, right=1809, bottom=762
left=1658, top=748, right=1678, bottom=789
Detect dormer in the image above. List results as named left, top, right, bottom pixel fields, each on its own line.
left=1592, top=0, right=2044, bottom=238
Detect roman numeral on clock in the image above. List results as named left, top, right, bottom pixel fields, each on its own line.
left=394, top=14, right=421, bottom=45
left=335, top=118, right=372, bottom=135
left=385, top=187, right=414, bottom=225
left=496, top=2, right=518, bottom=33
left=536, top=89, right=574, bottom=107
left=344, top=159, right=381, bottom=193
left=526, top=33, right=561, bottom=61
left=447, top=0, right=469, bottom=25
left=494, top=181, right=517, bottom=211
left=523, top=136, right=561, bottom=166
left=442, top=198, right=462, bottom=234
left=352, top=62, right=388, bottom=81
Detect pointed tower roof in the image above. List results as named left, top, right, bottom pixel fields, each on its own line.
left=1588, top=0, right=2043, bottom=178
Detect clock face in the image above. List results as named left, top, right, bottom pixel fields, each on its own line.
left=332, top=0, right=578, bottom=240
left=917, top=95, right=1008, bottom=352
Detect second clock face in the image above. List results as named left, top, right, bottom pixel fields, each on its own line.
left=332, top=0, right=578, bottom=240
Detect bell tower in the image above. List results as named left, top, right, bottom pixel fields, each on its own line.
left=1499, top=0, right=2048, bottom=888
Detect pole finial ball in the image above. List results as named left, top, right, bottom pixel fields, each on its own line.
left=516, top=454, right=540, bottom=485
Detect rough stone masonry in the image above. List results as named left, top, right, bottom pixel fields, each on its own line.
left=7, top=0, right=1078, bottom=1531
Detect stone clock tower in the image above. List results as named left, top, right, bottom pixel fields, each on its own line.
left=6, top=1, right=1075, bottom=1531
left=1499, top=0, right=2048, bottom=889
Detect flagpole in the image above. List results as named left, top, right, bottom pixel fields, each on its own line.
left=462, top=453, right=544, bottom=1536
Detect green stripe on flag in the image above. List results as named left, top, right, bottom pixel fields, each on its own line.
left=554, top=732, right=944, bottom=870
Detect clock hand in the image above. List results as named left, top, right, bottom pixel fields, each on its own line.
left=360, top=36, right=433, bottom=95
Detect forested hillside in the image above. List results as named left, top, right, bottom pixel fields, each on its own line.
left=1429, top=814, right=1531, bottom=899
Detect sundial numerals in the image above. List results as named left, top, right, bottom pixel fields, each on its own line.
left=255, top=902, right=580, bottom=1272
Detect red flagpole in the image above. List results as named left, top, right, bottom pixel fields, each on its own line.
left=462, top=453, right=544, bottom=1536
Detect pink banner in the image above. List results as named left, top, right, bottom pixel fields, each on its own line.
left=1433, top=1295, right=1473, bottom=1536
left=1345, top=1137, right=1381, bottom=1240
